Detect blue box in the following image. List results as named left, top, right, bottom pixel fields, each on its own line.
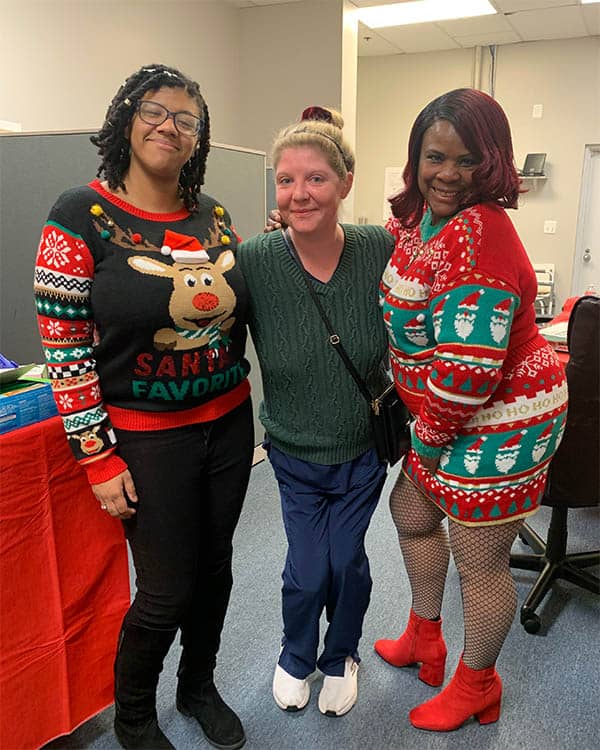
left=0, top=381, right=58, bottom=435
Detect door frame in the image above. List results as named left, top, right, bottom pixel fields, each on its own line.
left=572, top=143, right=600, bottom=295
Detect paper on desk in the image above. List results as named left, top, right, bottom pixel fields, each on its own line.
left=0, top=364, right=37, bottom=384
left=540, top=321, right=568, bottom=343
left=383, top=167, right=404, bottom=222
left=17, top=363, right=49, bottom=382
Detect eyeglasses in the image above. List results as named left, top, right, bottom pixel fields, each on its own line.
left=136, top=100, right=203, bottom=136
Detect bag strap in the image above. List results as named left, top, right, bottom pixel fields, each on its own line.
left=282, top=228, right=375, bottom=406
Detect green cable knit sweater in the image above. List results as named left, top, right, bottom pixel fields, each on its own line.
left=237, top=224, right=394, bottom=464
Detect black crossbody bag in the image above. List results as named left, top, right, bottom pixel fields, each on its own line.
left=283, top=229, right=411, bottom=465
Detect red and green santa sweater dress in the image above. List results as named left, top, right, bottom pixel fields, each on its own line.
left=380, top=203, right=568, bottom=526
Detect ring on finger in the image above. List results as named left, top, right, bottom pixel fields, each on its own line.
left=101, top=504, right=108, bottom=510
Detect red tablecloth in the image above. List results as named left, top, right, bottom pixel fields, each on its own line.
left=0, top=416, right=130, bottom=749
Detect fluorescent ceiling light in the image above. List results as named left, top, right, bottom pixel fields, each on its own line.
left=581, top=1, right=600, bottom=5
left=356, top=0, right=497, bottom=29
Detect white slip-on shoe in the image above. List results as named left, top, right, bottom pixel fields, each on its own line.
left=273, top=663, right=310, bottom=712
left=318, top=657, right=359, bottom=717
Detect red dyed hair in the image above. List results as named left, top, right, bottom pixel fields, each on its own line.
left=390, top=88, right=521, bottom=228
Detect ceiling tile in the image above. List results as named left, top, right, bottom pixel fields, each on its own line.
left=378, top=23, right=461, bottom=54
left=246, top=0, right=304, bottom=4
left=438, top=13, right=514, bottom=35
left=358, top=36, right=403, bottom=56
left=229, top=0, right=304, bottom=6
left=453, top=30, right=523, bottom=46
left=233, top=1, right=600, bottom=55
left=350, top=0, right=417, bottom=6
left=507, top=6, right=589, bottom=40
left=582, top=4, right=600, bottom=35
left=493, top=0, right=572, bottom=10
left=358, top=24, right=402, bottom=56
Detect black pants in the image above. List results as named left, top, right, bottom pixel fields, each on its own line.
left=115, top=398, right=254, bottom=674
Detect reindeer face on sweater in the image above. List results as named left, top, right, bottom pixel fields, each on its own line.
left=127, top=250, right=237, bottom=351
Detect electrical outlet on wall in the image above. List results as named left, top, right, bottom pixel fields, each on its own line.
left=543, top=220, right=557, bottom=234
left=532, top=104, right=543, bottom=119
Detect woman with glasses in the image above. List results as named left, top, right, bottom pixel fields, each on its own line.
left=34, top=64, right=252, bottom=750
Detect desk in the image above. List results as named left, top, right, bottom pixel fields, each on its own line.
left=0, top=417, right=130, bottom=749
left=539, top=296, right=583, bottom=366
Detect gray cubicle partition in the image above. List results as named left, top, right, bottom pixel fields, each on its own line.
left=266, top=166, right=276, bottom=216
left=0, top=131, right=266, bottom=439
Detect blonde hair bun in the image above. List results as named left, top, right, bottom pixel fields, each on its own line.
left=300, top=105, right=344, bottom=130
left=272, top=106, right=355, bottom=178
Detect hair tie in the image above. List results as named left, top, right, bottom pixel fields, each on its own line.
left=142, top=67, right=180, bottom=80
left=301, top=106, right=333, bottom=124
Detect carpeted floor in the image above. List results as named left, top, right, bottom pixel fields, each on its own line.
left=45, top=460, right=600, bottom=750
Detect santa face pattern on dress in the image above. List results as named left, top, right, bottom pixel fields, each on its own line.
left=383, top=277, right=519, bottom=417
left=403, top=411, right=566, bottom=522
left=404, top=314, right=430, bottom=347
left=380, top=203, right=568, bottom=525
left=382, top=275, right=434, bottom=364
left=454, top=288, right=484, bottom=340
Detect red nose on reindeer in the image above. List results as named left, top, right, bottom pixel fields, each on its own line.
left=193, top=292, right=220, bottom=311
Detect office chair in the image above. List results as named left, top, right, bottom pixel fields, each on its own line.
left=533, top=263, right=555, bottom=317
left=510, top=295, right=600, bottom=634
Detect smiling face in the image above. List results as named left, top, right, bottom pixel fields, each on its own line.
left=127, top=86, right=200, bottom=182
left=417, top=120, right=479, bottom=225
left=275, top=146, right=353, bottom=238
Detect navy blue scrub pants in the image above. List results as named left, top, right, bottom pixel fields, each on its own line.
left=268, top=445, right=386, bottom=679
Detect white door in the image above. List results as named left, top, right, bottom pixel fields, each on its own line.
left=572, top=145, right=600, bottom=295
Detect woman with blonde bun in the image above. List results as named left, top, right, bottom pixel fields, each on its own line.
left=238, top=106, right=394, bottom=718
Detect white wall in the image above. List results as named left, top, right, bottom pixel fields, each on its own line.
left=340, top=0, right=359, bottom=222
left=355, top=37, right=600, bottom=307
left=0, top=0, right=350, bottom=163
left=494, top=38, right=600, bottom=306
left=238, top=0, right=344, bottom=158
left=355, top=47, right=473, bottom=221
left=0, top=0, right=243, bottom=146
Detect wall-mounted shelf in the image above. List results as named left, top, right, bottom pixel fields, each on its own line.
left=519, top=175, right=547, bottom=191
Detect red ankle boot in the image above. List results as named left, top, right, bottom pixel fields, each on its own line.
left=374, top=609, right=447, bottom=687
left=409, top=657, right=502, bottom=732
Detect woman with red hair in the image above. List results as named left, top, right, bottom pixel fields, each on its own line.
left=376, top=88, right=567, bottom=731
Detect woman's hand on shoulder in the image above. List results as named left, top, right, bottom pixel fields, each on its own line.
left=264, top=209, right=286, bottom=233
left=92, top=469, right=138, bottom=519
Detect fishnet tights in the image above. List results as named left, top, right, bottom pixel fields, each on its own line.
left=390, top=474, right=449, bottom=620
left=390, top=472, right=522, bottom=670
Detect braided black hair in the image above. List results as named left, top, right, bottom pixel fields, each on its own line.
left=90, top=64, right=210, bottom=212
